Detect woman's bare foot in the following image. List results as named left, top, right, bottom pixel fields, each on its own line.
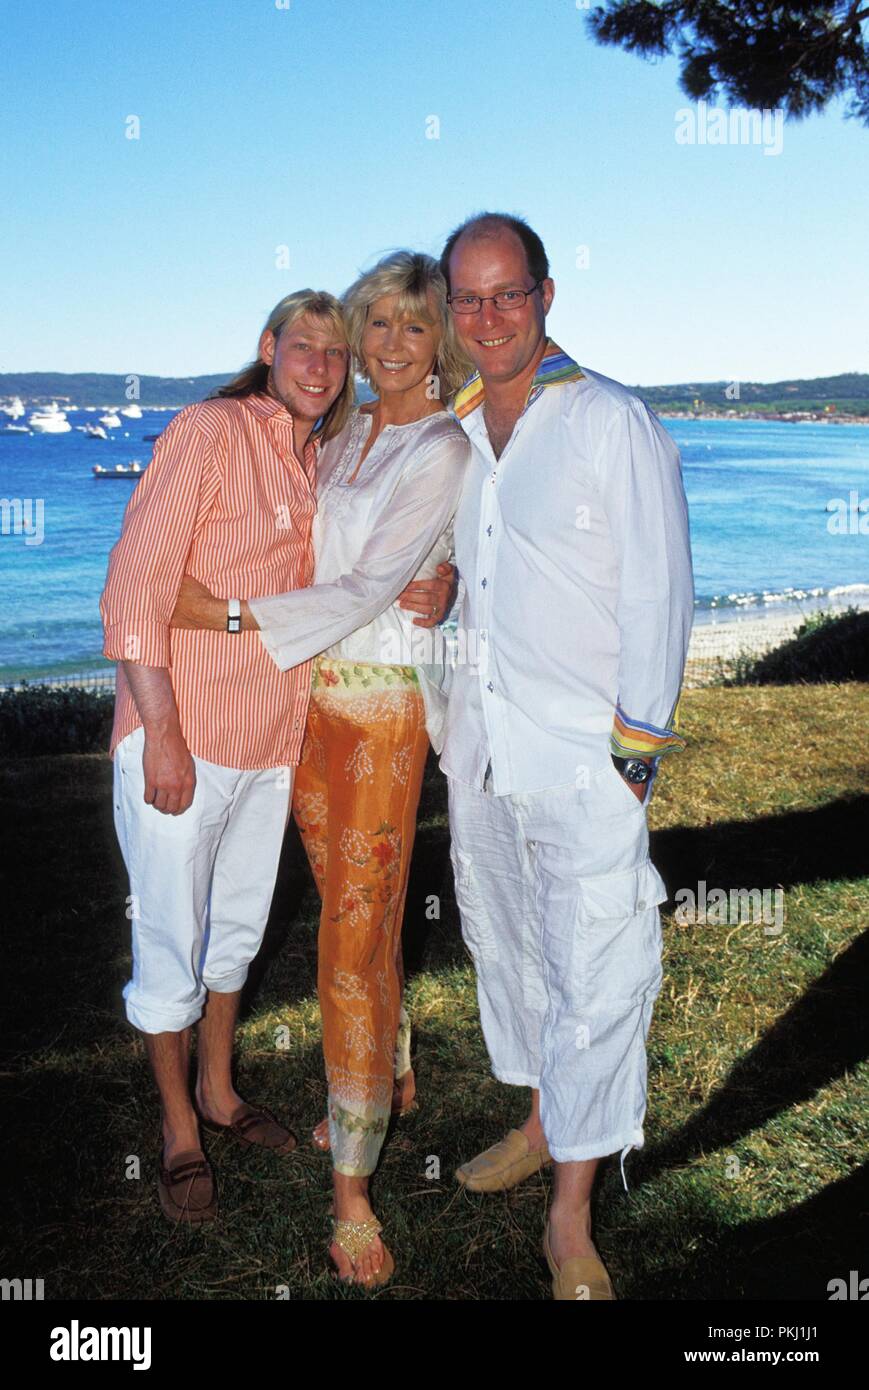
left=330, top=1174, right=389, bottom=1286
left=394, top=1067, right=416, bottom=1114
left=312, top=1070, right=416, bottom=1151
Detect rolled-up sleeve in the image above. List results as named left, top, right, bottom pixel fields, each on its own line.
left=250, top=436, right=468, bottom=671
left=596, top=399, right=694, bottom=759
left=99, top=408, right=216, bottom=667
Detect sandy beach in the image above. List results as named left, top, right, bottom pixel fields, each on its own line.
left=684, top=592, right=869, bottom=685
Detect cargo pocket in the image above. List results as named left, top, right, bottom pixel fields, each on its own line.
left=574, top=859, right=667, bottom=1010
left=450, top=847, right=500, bottom=962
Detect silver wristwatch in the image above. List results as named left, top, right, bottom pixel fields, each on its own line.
left=227, top=597, right=241, bottom=634
left=611, top=755, right=651, bottom=785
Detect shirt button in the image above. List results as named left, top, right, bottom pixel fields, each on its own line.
left=486, top=681, right=494, bottom=692
left=481, top=578, right=487, bottom=588
left=486, top=525, right=493, bottom=536
left=637, top=899, right=646, bottom=910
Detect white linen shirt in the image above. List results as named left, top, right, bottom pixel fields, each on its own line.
left=439, top=342, right=694, bottom=795
left=249, top=406, right=470, bottom=752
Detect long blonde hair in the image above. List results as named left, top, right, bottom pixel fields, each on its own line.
left=342, top=252, right=472, bottom=404
left=214, top=289, right=355, bottom=442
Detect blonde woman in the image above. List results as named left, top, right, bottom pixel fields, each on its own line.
left=172, top=252, right=470, bottom=1285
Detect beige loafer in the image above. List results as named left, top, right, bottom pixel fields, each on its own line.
left=455, top=1128, right=551, bottom=1192
left=543, top=1221, right=616, bottom=1300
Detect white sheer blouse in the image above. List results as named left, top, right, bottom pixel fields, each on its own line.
left=249, top=405, right=471, bottom=752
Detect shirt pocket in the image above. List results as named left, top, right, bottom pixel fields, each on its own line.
left=572, top=859, right=667, bottom=1012
left=450, top=847, right=500, bottom=962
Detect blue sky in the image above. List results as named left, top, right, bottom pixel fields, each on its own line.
left=2, top=0, right=867, bottom=384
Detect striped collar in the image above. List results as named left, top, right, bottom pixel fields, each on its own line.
left=243, top=391, right=318, bottom=469
left=244, top=391, right=296, bottom=425
left=453, top=338, right=584, bottom=421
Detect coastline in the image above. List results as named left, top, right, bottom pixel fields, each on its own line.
left=683, top=589, right=869, bottom=685
left=4, top=591, right=866, bottom=693
left=658, top=412, right=869, bottom=425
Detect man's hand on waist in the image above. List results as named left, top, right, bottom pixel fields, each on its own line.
left=170, top=575, right=259, bottom=632
left=398, top=561, right=457, bottom=628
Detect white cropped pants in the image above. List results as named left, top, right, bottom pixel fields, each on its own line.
left=113, top=726, right=293, bottom=1034
left=447, top=762, right=667, bottom=1188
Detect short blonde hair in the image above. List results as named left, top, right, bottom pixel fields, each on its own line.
left=342, top=252, right=473, bottom=404
left=215, top=289, right=355, bottom=442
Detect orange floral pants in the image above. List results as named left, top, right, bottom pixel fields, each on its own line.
left=291, top=657, right=430, bottom=1176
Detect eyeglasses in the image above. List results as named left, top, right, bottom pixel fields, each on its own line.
left=447, top=281, right=544, bottom=315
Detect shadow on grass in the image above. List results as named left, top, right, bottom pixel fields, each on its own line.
left=632, top=796, right=869, bottom=1181
left=651, top=793, right=869, bottom=897
left=638, top=1163, right=869, bottom=1301
left=634, top=925, right=868, bottom=1184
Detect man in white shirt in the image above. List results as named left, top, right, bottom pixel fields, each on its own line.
left=438, top=213, right=694, bottom=1300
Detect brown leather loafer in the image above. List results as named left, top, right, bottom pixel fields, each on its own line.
left=198, top=1102, right=297, bottom=1155
left=455, top=1128, right=551, bottom=1192
left=157, top=1148, right=217, bottom=1225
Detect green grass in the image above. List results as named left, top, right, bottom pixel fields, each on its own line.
left=1, top=684, right=867, bottom=1300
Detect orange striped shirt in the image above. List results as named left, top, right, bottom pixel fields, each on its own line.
left=100, top=392, right=317, bottom=769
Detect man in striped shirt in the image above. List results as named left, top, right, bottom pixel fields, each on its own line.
left=100, top=290, right=353, bottom=1224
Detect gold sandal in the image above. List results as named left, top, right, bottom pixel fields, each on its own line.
left=331, top=1217, right=395, bottom=1287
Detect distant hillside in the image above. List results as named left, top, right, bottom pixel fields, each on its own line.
left=0, top=372, right=233, bottom=408
left=0, top=371, right=375, bottom=409
left=632, top=373, right=869, bottom=419
left=0, top=370, right=866, bottom=417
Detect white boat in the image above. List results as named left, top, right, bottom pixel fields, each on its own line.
left=2, top=424, right=30, bottom=434
left=121, top=403, right=143, bottom=419
left=85, top=423, right=108, bottom=440
left=29, top=402, right=72, bottom=434
left=2, top=396, right=26, bottom=419
left=99, top=410, right=122, bottom=428
left=93, top=460, right=144, bottom=479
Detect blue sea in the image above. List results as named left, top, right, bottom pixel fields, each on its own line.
left=1, top=409, right=868, bottom=683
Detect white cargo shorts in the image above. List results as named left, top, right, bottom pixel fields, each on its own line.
left=113, top=726, right=293, bottom=1034
left=447, top=761, right=667, bottom=1187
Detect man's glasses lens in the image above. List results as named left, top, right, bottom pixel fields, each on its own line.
left=449, top=285, right=540, bottom=314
